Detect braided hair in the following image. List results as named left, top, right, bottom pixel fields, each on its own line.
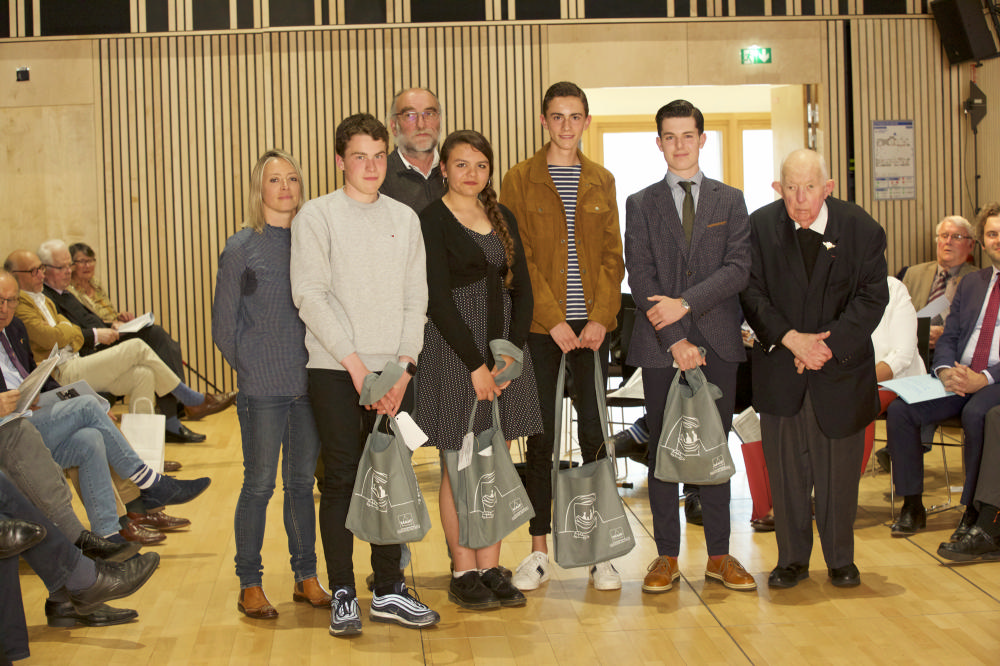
left=441, top=130, right=516, bottom=287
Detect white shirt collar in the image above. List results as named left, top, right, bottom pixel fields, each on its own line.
left=397, top=149, right=440, bottom=179
left=793, top=202, right=829, bottom=235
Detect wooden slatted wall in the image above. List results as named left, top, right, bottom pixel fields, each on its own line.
left=96, top=25, right=546, bottom=391
left=822, top=17, right=962, bottom=275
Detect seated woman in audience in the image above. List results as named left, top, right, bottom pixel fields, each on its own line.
left=67, top=243, right=135, bottom=323
left=212, top=149, right=329, bottom=619
left=416, top=130, right=542, bottom=610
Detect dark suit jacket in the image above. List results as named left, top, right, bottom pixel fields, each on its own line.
left=740, top=197, right=889, bottom=439
left=0, top=317, right=61, bottom=393
left=43, top=284, right=104, bottom=354
left=933, top=267, right=1000, bottom=383
left=624, top=174, right=750, bottom=368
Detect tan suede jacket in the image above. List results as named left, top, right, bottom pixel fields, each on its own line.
left=498, top=144, right=625, bottom=335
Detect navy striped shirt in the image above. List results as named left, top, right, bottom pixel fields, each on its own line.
left=548, top=164, right=588, bottom=321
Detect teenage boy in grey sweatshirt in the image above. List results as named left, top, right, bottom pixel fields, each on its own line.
left=290, top=113, right=436, bottom=637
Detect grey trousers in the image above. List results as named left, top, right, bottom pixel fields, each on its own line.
left=0, top=419, right=85, bottom=542
left=761, top=391, right=865, bottom=570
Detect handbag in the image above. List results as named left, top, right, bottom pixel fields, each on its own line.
left=551, top=352, right=636, bottom=568
left=346, top=369, right=432, bottom=545
left=654, top=365, right=736, bottom=485
left=443, top=399, right=534, bottom=549
left=120, top=397, right=166, bottom=474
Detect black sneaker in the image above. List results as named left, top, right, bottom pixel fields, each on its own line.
left=449, top=571, right=500, bottom=610
left=480, top=567, right=526, bottom=607
left=370, top=581, right=440, bottom=628
left=329, top=586, right=362, bottom=636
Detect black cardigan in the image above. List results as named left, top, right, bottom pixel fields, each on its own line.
left=419, top=198, right=533, bottom=372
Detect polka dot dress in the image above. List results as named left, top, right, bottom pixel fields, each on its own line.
left=416, top=225, right=543, bottom=450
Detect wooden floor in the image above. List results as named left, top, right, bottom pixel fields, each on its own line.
left=16, top=407, right=1000, bottom=665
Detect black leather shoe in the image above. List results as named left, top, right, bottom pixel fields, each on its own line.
left=0, top=519, right=46, bottom=558
left=938, top=526, right=1000, bottom=563
left=950, top=507, right=979, bottom=542
left=608, top=430, right=637, bottom=457
left=69, top=551, right=160, bottom=614
left=828, top=563, right=861, bottom=587
left=874, top=447, right=891, bottom=473
left=751, top=515, right=775, bottom=533
left=45, top=600, right=138, bottom=627
left=890, top=502, right=927, bottom=537
left=140, top=475, right=211, bottom=508
left=684, top=492, right=703, bottom=526
left=767, top=562, right=809, bottom=588
left=74, top=530, right=141, bottom=563
left=165, top=424, right=207, bottom=443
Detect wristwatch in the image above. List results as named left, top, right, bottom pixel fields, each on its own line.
left=680, top=298, right=691, bottom=312
left=403, top=361, right=418, bottom=377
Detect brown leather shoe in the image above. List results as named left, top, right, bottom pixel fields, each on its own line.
left=238, top=587, right=278, bottom=619
left=183, top=392, right=238, bottom=421
left=119, top=520, right=166, bottom=545
left=751, top=515, right=775, bottom=533
left=163, top=460, right=182, bottom=473
left=127, top=510, right=191, bottom=532
left=642, top=555, right=680, bottom=593
left=293, top=577, right=333, bottom=608
left=705, top=554, right=757, bottom=590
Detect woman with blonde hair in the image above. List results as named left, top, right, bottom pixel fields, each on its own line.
left=212, top=149, right=329, bottom=618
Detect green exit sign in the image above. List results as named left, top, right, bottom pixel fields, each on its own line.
left=741, top=46, right=772, bottom=65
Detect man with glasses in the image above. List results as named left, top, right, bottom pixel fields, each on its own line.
left=899, top=215, right=978, bottom=347
left=887, top=203, right=1000, bottom=541
left=380, top=87, right=445, bottom=216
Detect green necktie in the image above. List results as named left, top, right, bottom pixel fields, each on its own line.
left=679, top=181, right=695, bottom=245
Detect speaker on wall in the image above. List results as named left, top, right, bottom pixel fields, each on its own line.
left=931, top=0, right=999, bottom=64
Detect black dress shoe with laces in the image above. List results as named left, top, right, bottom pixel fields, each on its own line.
left=69, top=551, right=160, bottom=614
left=0, top=519, right=46, bottom=558
left=828, top=563, right=861, bottom=587
left=767, top=562, right=809, bottom=588
left=45, top=600, right=138, bottom=627
left=937, top=526, right=1000, bottom=563
left=74, top=530, right=141, bottom=563
left=949, top=507, right=979, bottom=542
left=890, top=502, right=926, bottom=537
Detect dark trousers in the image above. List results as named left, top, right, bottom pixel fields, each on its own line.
left=308, top=368, right=407, bottom=590
left=974, top=406, right=1000, bottom=510
left=761, top=392, right=864, bottom=569
left=121, top=323, right=183, bottom=418
left=886, top=383, right=1000, bottom=506
left=524, top=321, right=610, bottom=536
left=643, top=341, right=737, bottom=557
left=0, top=556, right=27, bottom=663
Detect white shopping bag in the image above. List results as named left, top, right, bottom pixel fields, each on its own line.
left=120, top=397, right=166, bottom=474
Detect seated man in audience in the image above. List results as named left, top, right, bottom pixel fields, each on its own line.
left=38, top=240, right=235, bottom=444
left=898, top=214, right=978, bottom=347
left=3, top=255, right=233, bottom=442
left=0, top=270, right=210, bottom=542
left=887, top=203, right=1000, bottom=539
left=938, top=404, right=1000, bottom=562
left=0, top=472, right=161, bottom=661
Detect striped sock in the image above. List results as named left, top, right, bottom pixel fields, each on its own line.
left=129, top=465, right=162, bottom=489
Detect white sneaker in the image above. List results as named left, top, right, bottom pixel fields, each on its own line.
left=511, top=551, right=550, bottom=591
left=590, top=561, right=622, bottom=590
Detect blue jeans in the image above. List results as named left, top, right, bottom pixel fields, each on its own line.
left=234, top=393, right=321, bottom=589
left=29, top=395, right=146, bottom=537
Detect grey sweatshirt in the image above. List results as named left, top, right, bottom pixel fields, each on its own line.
left=290, top=188, right=427, bottom=372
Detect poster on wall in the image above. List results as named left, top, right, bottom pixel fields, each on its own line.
left=872, top=120, right=916, bottom=200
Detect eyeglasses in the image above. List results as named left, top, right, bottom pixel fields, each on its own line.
left=45, top=264, right=72, bottom=272
left=0, top=297, right=18, bottom=308
left=11, top=266, right=45, bottom=277
left=395, top=110, right=440, bottom=124
left=73, top=258, right=96, bottom=266
left=937, top=232, right=973, bottom=242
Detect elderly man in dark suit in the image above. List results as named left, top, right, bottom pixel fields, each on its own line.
left=625, top=99, right=755, bottom=594
left=887, top=203, right=1000, bottom=542
left=741, top=148, right=888, bottom=589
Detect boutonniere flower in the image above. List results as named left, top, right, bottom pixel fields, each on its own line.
left=823, top=241, right=836, bottom=250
